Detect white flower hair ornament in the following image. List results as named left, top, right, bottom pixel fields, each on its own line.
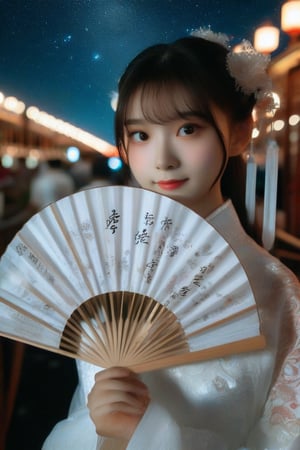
left=227, top=40, right=271, bottom=99
left=191, top=27, right=274, bottom=111
left=191, top=27, right=230, bottom=48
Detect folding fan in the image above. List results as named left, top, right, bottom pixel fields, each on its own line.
left=0, top=186, right=265, bottom=372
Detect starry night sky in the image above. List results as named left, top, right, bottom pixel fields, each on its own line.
left=0, top=0, right=287, bottom=145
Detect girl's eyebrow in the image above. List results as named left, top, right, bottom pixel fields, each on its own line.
left=125, top=112, right=208, bottom=127
left=125, top=118, right=147, bottom=126
left=179, top=111, right=207, bottom=119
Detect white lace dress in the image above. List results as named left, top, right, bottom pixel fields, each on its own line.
left=42, top=201, right=300, bottom=450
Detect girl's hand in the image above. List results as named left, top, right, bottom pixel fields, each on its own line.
left=87, top=366, right=150, bottom=442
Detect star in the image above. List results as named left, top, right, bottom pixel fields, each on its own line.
left=63, top=34, right=72, bottom=43
left=92, top=52, right=102, bottom=62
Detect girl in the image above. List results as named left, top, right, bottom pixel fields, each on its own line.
left=43, top=29, right=300, bottom=450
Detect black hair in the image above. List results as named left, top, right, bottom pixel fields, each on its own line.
left=48, top=159, right=63, bottom=169
left=115, top=36, right=257, bottom=235
left=91, top=155, right=111, bottom=178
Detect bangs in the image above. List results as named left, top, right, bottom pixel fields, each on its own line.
left=132, top=80, right=212, bottom=125
left=116, top=39, right=229, bottom=158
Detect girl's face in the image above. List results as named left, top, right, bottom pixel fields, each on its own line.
left=124, top=88, right=231, bottom=217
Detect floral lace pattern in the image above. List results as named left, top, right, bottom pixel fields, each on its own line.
left=261, top=285, right=300, bottom=442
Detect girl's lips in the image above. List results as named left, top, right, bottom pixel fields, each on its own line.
left=156, top=179, right=187, bottom=190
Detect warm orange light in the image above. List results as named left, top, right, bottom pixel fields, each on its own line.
left=281, top=1, right=300, bottom=36
left=254, top=24, right=280, bottom=53
left=26, top=105, right=118, bottom=156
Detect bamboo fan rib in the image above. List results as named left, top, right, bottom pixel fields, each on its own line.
left=0, top=186, right=266, bottom=373
left=60, top=292, right=188, bottom=368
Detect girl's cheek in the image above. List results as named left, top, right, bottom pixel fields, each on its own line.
left=188, top=143, right=223, bottom=167
left=185, top=151, right=211, bottom=168
left=128, top=150, right=149, bottom=169
left=130, top=154, right=152, bottom=186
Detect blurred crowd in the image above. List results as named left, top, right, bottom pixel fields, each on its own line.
left=0, top=154, right=130, bottom=254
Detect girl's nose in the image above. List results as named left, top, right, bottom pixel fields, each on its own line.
left=155, top=139, right=179, bottom=170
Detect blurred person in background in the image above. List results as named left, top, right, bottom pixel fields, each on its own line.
left=81, top=154, right=115, bottom=190
left=30, top=159, right=75, bottom=211
left=0, top=158, right=36, bottom=254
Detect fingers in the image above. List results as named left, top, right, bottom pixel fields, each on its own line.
left=94, top=366, right=139, bottom=382
left=93, top=399, right=148, bottom=417
left=87, top=366, right=151, bottom=441
left=93, top=366, right=149, bottom=397
left=87, top=366, right=150, bottom=414
left=89, top=386, right=148, bottom=414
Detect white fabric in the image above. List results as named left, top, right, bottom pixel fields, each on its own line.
left=42, top=407, right=98, bottom=450
left=42, top=200, right=300, bottom=450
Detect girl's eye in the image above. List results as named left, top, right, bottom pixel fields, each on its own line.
left=178, top=124, right=198, bottom=136
left=129, top=131, right=148, bottom=142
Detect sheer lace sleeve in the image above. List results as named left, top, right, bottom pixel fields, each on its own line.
left=247, top=277, right=300, bottom=449
left=127, top=402, right=228, bottom=450
left=42, top=406, right=99, bottom=450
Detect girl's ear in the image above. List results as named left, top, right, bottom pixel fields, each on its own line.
left=229, top=116, right=253, bottom=157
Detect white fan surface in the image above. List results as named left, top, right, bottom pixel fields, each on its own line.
left=0, top=186, right=265, bottom=372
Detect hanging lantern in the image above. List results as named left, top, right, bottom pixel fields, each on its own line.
left=254, top=23, right=280, bottom=54
left=281, top=1, right=300, bottom=39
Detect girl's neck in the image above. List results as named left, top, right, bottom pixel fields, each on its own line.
left=178, top=188, right=224, bottom=218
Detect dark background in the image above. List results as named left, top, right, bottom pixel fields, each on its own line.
left=5, top=344, right=77, bottom=450
left=0, top=0, right=287, bottom=144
